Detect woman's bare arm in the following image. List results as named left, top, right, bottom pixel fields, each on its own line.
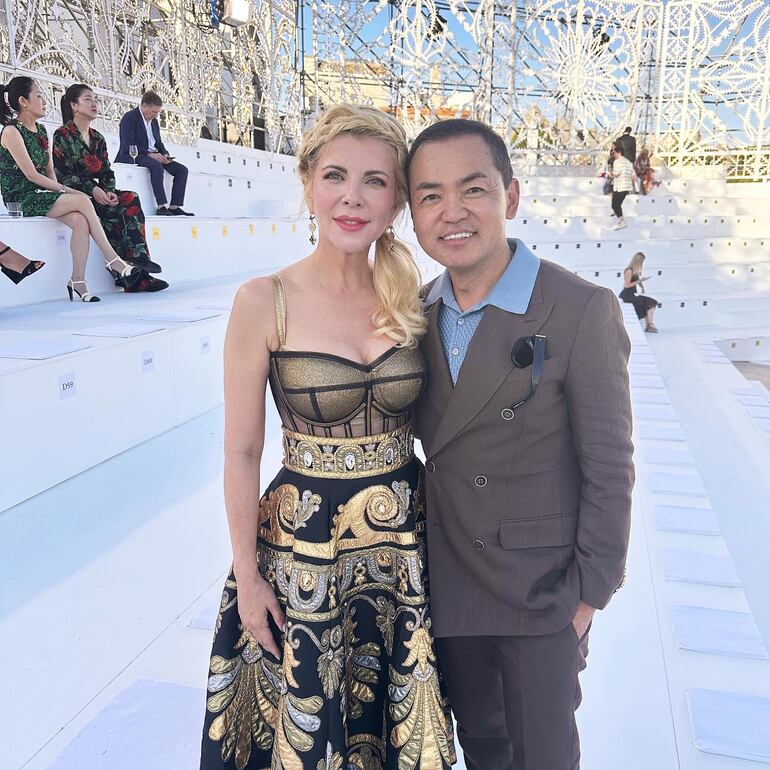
left=0, top=126, right=67, bottom=192
left=222, top=277, right=285, bottom=656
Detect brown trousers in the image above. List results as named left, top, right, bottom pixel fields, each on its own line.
left=436, top=623, right=589, bottom=770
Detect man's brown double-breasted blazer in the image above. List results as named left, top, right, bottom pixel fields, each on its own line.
left=417, top=242, right=635, bottom=637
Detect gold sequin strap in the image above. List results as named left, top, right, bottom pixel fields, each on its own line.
left=282, top=424, right=414, bottom=478
left=271, top=273, right=287, bottom=348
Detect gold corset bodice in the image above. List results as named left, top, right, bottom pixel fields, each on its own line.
left=268, top=275, right=426, bottom=439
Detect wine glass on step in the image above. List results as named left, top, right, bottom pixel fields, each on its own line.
left=129, top=144, right=138, bottom=164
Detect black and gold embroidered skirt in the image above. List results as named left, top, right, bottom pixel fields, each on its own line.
left=199, top=428, right=456, bottom=770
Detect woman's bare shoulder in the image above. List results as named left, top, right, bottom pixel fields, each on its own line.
left=230, top=275, right=281, bottom=351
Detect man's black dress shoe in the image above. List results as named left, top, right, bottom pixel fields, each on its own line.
left=125, top=256, right=162, bottom=274
left=170, top=207, right=195, bottom=216
left=156, top=207, right=174, bottom=216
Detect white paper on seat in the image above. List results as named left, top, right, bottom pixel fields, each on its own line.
left=628, top=363, right=658, bottom=376
left=649, top=472, right=706, bottom=497
left=46, top=678, right=206, bottom=770
left=745, top=405, right=770, bottom=418
left=631, top=389, right=671, bottom=405
left=637, top=424, right=686, bottom=442
left=731, top=386, right=762, bottom=397
left=662, top=549, right=740, bottom=587
left=73, top=323, right=165, bottom=338
left=688, top=688, right=770, bottom=764
left=138, top=310, right=221, bottom=323
left=672, top=606, right=768, bottom=659
left=636, top=405, right=677, bottom=421
left=187, top=592, right=222, bottom=630
left=0, top=338, right=93, bottom=359
left=736, top=394, right=770, bottom=407
left=643, top=446, right=694, bottom=466
left=628, top=375, right=666, bottom=389
left=655, top=505, right=721, bottom=535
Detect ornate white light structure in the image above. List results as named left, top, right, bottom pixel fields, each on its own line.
left=1, top=0, right=769, bottom=176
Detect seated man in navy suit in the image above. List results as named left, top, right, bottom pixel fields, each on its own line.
left=117, top=91, right=194, bottom=216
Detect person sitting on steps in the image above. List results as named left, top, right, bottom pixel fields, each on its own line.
left=116, top=91, right=194, bottom=217
left=0, top=76, right=142, bottom=302
left=54, top=83, right=168, bottom=293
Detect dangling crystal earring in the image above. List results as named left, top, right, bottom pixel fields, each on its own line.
left=308, top=214, right=317, bottom=245
left=386, top=225, right=395, bottom=253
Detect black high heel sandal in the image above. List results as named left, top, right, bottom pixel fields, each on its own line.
left=104, top=256, right=141, bottom=289
left=0, top=246, right=45, bottom=284
left=66, top=279, right=100, bottom=302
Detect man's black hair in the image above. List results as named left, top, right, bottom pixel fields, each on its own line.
left=406, top=118, right=513, bottom=189
left=624, top=126, right=632, bottom=134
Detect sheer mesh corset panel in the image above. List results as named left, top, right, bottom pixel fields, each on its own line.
left=268, top=274, right=426, bottom=438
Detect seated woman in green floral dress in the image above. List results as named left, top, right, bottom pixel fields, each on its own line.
left=0, top=76, right=141, bottom=301
left=53, top=84, right=167, bottom=293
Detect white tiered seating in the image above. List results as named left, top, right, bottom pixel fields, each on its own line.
left=619, top=309, right=770, bottom=769
left=1, top=128, right=308, bottom=511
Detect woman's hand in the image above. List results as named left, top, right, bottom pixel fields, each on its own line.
left=92, top=186, right=111, bottom=205
left=236, top=573, right=286, bottom=659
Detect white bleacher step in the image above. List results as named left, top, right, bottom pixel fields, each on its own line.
left=0, top=216, right=306, bottom=310
left=1, top=270, right=309, bottom=512
left=624, top=307, right=770, bottom=770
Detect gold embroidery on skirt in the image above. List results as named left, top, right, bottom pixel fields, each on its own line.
left=206, top=633, right=281, bottom=770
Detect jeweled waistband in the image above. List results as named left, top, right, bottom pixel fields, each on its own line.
left=282, top=424, right=414, bottom=478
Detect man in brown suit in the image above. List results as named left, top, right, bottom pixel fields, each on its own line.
left=407, top=119, right=634, bottom=769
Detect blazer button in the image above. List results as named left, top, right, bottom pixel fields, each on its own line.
left=501, top=408, right=515, bottom=421
left=426, top=460, right=436, bottom=473
left=473, top=539, right=485, bottom=550
left=474, top=475, right=487, bottom=487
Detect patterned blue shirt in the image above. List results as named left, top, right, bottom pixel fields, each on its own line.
left=425, top=239, right=541, bottom=383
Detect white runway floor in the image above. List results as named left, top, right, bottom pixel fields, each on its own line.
left=3, top=329, right=770, bottom=769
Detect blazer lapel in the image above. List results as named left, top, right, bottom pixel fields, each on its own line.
left=427, top=276, right=554, bottom=457
left=420, top=300, right=453, bottom=446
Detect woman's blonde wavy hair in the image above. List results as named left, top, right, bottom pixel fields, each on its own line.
left=626, top=251, right=646, bottom=291
left=297, top=103, right=426, bottom=348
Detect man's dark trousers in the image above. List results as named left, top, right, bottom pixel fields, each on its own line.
left=136, top=155, right=188, bottom=207
left=437, top=625, right=590, bottom=770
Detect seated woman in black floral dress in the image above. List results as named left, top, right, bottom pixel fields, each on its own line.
left=54, top=84, right=167, bottom=293
left=0, top=76, right=141, bottom=301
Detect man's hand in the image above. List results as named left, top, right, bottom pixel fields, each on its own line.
left=106, top=191, right=119, bottom=205
left=571, top=600, right=596, bottom=641
left=148, top=152, right=169, bottom=164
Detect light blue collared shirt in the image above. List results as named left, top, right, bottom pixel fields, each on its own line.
left=425, top=239, right=541, bottom=383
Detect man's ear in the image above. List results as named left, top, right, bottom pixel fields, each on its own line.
left=505, top=177, right=520, bottom=220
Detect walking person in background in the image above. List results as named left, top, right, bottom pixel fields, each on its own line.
left=54, top=84, right=168, bottom=293
left=0, top=76, right=140, bottom=302
left=620, top=251, right=659, bottom=333
left=116, top=91, right=194, bottom=216
left=615, top=127, right=636, bottom=164
left=615, top=127, right=637, bottom=193
left=610, top=145, right=633, bottom=230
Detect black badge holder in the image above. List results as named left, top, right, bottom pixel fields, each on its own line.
left=502, top=334, right=546, bottom=420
